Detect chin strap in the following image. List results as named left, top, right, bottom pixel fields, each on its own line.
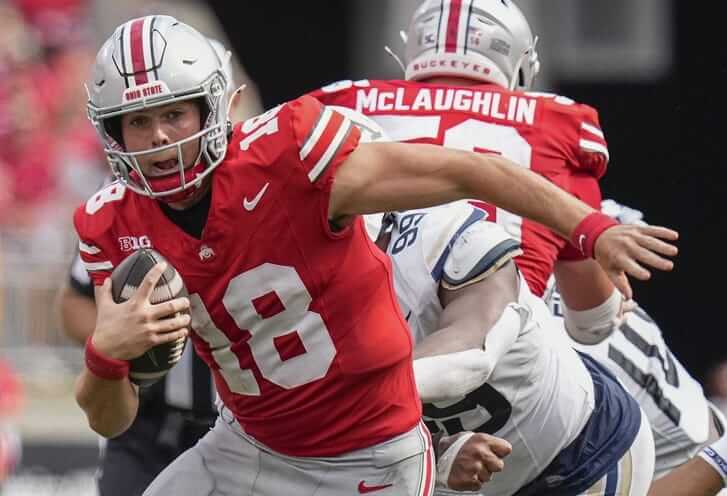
left=130, top=161, right=207, bottom=203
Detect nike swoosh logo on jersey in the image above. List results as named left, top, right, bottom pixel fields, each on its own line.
left=243, top=182, right=270, bottom=211
left=358, top=481, right=393, bottom=494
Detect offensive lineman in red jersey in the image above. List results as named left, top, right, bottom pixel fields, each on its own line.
left=310, top=0, right=631, bottom=345
left=73, top=16, right=677, bottom=495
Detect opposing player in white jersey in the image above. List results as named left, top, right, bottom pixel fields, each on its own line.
left=365, top=199, right=655, bottom=496
left=546, top=200, right=727, bottom=495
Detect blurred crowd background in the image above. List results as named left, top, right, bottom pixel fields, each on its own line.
left=0, top=0, right=724, bottom=494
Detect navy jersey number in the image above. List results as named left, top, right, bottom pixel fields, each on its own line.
left=423, top=383, right=512, bottom=436
left=391, top=213, right=426, bottom=255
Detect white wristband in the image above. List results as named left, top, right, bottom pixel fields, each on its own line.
left=563, top=288, right=625, bottom=345
left=436, top=432, right=475, bottom=488
left=699, top=434, right=727, bottom=486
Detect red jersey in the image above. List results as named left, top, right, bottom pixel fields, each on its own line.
left=310, top=79, right=609, bottom=296
left=74, top=95, right=421, bottom=456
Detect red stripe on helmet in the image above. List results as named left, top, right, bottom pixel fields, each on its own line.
left=130, top=19, right=148, bottom=85
left=445, top=0, right=463, bottom=53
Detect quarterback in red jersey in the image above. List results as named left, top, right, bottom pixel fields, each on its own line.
left=310, top=0, right=631, bottom=346
left=73, top=15, right=677, bottom=496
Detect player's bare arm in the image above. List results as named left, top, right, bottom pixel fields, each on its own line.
left=412, top=262, right=526, bottom=404
left=75, top=263, right=190, bottom=438
left=413, top=261, right=519, bottom=359
left=330, top=141, right=678, bottom=299
left=74, top=367, right=140, bottom=438
left=400, top=230, right=516, bottom=491
left=552, top=258, right=632, bottom=344
left=554, top=259, right=615, bottom=311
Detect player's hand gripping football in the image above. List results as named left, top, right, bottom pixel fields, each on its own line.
left=91, top=262, right=191, bottom=360
left=437, top=432, right=512, bottom=491
left=595, top=224, right=679, bottom=300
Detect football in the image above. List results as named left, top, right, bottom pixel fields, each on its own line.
left=110, top=248, right=189, bottom=386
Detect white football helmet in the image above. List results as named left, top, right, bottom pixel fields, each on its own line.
left=404, top=0, right=540, bottom=91
left=86, top=15, right=230, bottom=201
left=208, top=38, right=236, bottom=91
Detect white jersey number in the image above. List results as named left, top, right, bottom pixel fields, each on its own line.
left=190, top=264, right=336, bottom=396
left=85, top=182, right=126, bottom=215
left=373, top=115, right=531, bottom=234
left=443, top=119, right=532, bottom=167
left=373, top=115, right=532, bottom=166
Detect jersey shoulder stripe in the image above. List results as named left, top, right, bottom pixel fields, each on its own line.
left=290, top=96, right=357, bottom=183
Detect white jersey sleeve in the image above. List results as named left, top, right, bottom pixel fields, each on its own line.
left=545, top=277, right=712, bottom=476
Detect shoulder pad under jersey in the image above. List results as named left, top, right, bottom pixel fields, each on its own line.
left=442, top=215, right=522, bottom=290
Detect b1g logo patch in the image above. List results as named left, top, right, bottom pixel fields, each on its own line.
left=118, top=235, right=152, bottom=252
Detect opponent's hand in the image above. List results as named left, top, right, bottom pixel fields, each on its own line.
left=91, top=262, right=191, bottom=360
left=439, top=432, right=512, bottom=491
left=594, top=224, right=678, bottom=300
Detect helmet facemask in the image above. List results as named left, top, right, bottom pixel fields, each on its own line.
left=90, top=71, right=228, bottom=202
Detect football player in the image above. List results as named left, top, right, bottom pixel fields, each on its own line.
left=73, top=16, right=676, bottom=495
left=365, top=199, right=655, bottom=495
left=57, top=37, right=254, bottom=496
left=546, top=200, right=727, bottom=496
left=310, top=0, right=633, bottom=348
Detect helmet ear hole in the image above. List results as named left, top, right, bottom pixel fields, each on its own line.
left=518, top=69, right=525, bottom=88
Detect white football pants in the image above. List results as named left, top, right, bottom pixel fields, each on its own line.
left=143, top=405, right=435, bottom=496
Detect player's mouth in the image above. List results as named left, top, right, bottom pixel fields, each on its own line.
left=149, top=158, right=179, bottom=176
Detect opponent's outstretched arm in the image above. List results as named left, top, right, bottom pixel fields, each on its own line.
left=330, top=142, right=678, bottom=299
left=412, top=261, right=522, bottom=403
